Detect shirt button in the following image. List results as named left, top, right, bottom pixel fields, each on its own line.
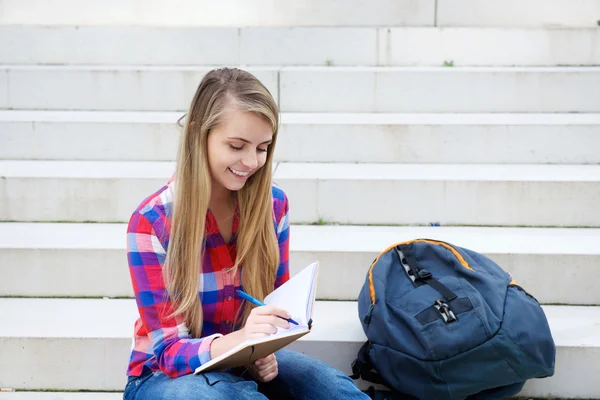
left=226, top=296, right=232, bottom=301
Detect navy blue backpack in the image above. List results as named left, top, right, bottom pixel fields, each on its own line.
left=351, top=239, right=556, bottom=400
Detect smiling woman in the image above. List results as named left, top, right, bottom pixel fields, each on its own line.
left=122, top=67, right=369, bottom=400
left=208, top=108, right=273, bottom=194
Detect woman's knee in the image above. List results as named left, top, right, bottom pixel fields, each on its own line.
left=276, top=349, right=351, bottom=382
left=273, top=350, right=368, bottom=399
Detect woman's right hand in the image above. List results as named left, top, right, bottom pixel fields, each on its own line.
left=242, top=305, right=291, bottom=340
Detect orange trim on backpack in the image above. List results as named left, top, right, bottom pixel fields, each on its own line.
left=367, top=239, right=474, bottom=304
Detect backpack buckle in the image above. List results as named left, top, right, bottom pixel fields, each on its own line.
left=434, top=300, right=457, bottom=323
left=417, top=269, right=432, bottom=280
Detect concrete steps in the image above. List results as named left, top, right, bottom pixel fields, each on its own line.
left=2, top=1, right=598, bottom=398
left=2, top=26, right=599, bottom=66
left=2, top=65, right=600, bottom=112
left=278, top=162, right=600, bottom=226
left=3, top=160, right=599, bottom=226
left=436, top=0, right=600, bottom=28
left=0, top=0, right=435, bottom=27
left=0, top=298, right=598, bottom=398
left=3, top=111, right=600, bottom=164
left=2, top=222, right=599, bottom=304
left=0, top=65, right=278, bottom=112
left=0, top=0, right=597, bottom=27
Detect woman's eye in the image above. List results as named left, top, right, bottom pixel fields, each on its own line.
left=229, top=145, right=243, bottom=151
left=257, top=148, right=268, bottom=153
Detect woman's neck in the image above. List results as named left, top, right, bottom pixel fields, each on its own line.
left=210, top=184, right=234, bottom=211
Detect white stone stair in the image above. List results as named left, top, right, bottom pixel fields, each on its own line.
left=3, top=111, right=600, bottom=164
left=1, top=26, right=599, bottom=66
left=2, top=65, right=600, bottom=112
left=276, top=162, right=600, bottom=226
left=0, top=0, right=435, bottom=27
left=2, top=222, right=599, bottom=304
left=436, top=0, right=600, bottom=28
left=0, top=65, right=278, bottom=112
left=3, top=160, right=599, bottom=226
left=2, top=1, right=598, bottom=398
left=0, top=395, right=122, bottom=400
left=0, top=298, right=598, bottom=398
left=0, top=0, right=597, bottom=27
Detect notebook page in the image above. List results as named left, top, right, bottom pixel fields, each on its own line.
left=264, top=261, right=318, bottom=327
left=306, top=263, right=318, bottom=322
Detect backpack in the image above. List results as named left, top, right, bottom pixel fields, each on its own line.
left=351, top=239, right=556, bottom=400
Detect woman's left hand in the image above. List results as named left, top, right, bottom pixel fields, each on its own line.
left=249, top=353, right=278, bottom=382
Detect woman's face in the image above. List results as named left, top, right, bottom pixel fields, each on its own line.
left=207, top=107, right=273, bottom=195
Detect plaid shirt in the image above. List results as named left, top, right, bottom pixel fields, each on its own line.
left=126, top=179, right=290, bottom=378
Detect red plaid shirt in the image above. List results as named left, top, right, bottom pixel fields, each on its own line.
left=126, top=179, right=290, bottom=377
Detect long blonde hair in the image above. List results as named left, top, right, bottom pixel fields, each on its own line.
left=165, top=68, right=280, bottom=337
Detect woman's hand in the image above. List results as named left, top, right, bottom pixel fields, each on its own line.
left=211, top=305, right=291, bottom=360
left=242, top=305, right=291, bottom=340
left=249, top=353, right=278, bottom=382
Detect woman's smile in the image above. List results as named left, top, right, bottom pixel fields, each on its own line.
left=228, top=167, right=251, bottom=179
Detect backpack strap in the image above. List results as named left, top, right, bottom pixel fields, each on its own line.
left=350, top=341, right=387, bottom=385
left=352, top=342, right=420, bottom=400
left=397, top=244, right=457, bottom=302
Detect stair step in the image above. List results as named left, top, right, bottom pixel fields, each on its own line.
left=1, top=0, right=595, bottom=27
left=0, top=65, right=278, bottom=112
left=0, top=394, right=122, bottom=400
left=437, top=0, right=600, bottom=28
left=2, top=66, right=599, bottom=112
left=2, top=111, right=600, bottom=164
left=279, top=66, right=600, bottom=113
left=2, top=223, right=599, bottom=304
left=276, top=162, right=600, bottom=226
left=0, top=298, right=598, bottom=398
left=1, top=160, right=599, bottom=226
left=2, top=26, right=599, bottom=66
left=0, top=0, right=434, bottom=27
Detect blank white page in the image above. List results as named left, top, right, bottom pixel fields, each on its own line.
left=264, top=261, right=319, bottom=327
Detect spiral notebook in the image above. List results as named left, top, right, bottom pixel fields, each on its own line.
left=194, top=261, right=319, bottom=373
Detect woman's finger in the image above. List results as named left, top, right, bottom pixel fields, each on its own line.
left=254, top=354, right=275, bottom=366
left=260, top=369, right=279, bottom=382
left=256, top=359, right=276, bottom=372
left=261, top=363, right=278, bottom=375
left=254, top=305, right=292, bottom=320
left=247, top=323, right=278, bottom=336
left=252, top=314, right=290, bottom=329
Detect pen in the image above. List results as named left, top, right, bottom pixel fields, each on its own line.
left=236, top=289, right=299, bottom=325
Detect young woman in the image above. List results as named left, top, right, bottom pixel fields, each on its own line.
left=123, top=68, right=369, bottom=399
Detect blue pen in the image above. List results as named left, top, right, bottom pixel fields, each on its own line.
left=236, top=289, right=299, bottom=325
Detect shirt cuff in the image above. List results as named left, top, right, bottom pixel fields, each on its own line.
left=198, top=333, right=224, bottom=365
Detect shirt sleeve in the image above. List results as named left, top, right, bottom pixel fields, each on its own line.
left=274, top=193, right=290, bottom=290
left=127, top=212, right=222, bottom=378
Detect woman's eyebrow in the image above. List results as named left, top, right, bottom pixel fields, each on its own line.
left=228, top=137, right=272, bottom=145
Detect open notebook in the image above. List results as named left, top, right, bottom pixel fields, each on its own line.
left=194, top=261, right=319, bottom=373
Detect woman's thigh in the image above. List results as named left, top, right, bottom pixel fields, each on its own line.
left=125, top=370, right=268, bottom=400
left=259, top=349, right=370, bottom=400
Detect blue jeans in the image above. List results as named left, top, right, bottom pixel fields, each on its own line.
left=123, top=349, right=370, bottom=400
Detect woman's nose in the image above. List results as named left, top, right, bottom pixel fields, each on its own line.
left=241, top=150, right=259, bottom=169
